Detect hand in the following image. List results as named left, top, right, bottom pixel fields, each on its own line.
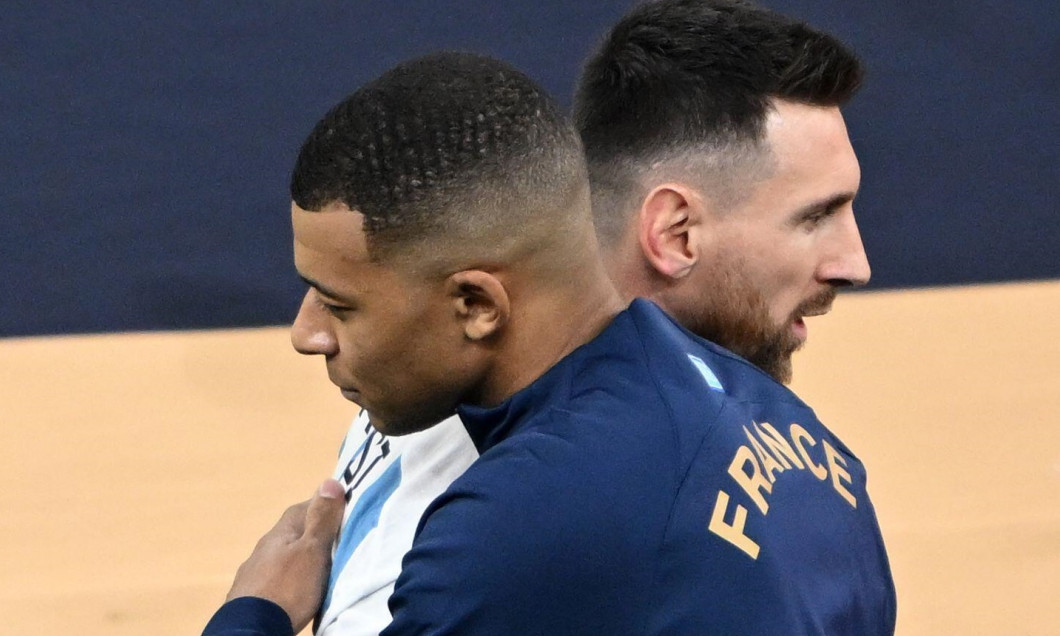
left=225, top=479, right=346, bottom=632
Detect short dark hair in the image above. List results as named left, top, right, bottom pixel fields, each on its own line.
left=292, top=51, right=586, bottom=267
left=574, top=0, right=864, bottom=243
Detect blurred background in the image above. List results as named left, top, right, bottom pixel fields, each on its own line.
left=1, top=1, right=1057, bottom=634
left=2, top=0, right=1057, bottom=337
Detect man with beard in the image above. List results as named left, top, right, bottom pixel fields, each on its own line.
left=205, top=2, right=892, bottom=635
left=576, top=0, right=872, bottom=386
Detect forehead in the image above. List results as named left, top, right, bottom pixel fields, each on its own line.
left=753, top=100, right=861, bottom=207
left=291, top=201, right=377, bottom=292
left=293, top=200, right=368, bottom=255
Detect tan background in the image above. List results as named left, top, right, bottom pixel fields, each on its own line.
left=2, top=280, right=1058, bottom=635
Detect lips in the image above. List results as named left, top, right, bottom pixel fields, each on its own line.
left=793, top=288, right=838, bottom=322
left=800, top=309, right=829, bottom=318
left=789, top=289, right=838, bottom=342
left=327, top=366, right=361, bottom=403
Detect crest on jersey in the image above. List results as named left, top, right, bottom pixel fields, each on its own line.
left=687, top=353, right=725, bottom=393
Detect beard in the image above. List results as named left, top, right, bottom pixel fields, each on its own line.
left=665, top=258, right=836, bottom=385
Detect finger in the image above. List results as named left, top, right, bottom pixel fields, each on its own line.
left=250, top=501, right=307, bottom=551
left=266, top=500, right=311, bottom=544
left=302, top=479, right=346, bottom=544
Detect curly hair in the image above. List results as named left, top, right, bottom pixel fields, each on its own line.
left=291, top=51, right=586, bottom=265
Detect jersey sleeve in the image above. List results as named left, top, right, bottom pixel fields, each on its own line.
left=201, top=597, right=293, bottom=636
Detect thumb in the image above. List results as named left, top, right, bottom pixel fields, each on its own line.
left=302, top=479, right=346, bottom=544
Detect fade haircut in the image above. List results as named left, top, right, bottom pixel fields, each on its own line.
left=574, top=0, right=864, bottom=245
left=292, top=52, right=587, bottom=270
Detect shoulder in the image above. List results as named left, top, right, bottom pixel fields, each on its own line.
left=383, top=420, right=672, bottom=635
left=624, top=299, right=809, bottom=409
left=433, top=417, right=675, bottom=536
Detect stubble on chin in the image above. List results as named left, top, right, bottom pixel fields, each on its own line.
left=667, top=269, right=838, bottom=386
left=670, top=296, right=793, bottom=383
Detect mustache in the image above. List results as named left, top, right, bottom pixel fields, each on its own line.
left=793, top=287, right=838, bottom=319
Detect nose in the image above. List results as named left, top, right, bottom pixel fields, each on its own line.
left=291, top=292, right=338, bottom=356
left=818, top=210, right=872, bottom=288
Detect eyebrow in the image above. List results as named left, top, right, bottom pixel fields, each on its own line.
left=299, top=275, right=349, bottom=301
left=792, top=192, right=858, bottom=222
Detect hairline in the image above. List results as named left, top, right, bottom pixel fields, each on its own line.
left=590, top=93, right=863, bottom=248
left=304, top=173, right=590, bottom=279
left=590, top=124, right=776, bottom=247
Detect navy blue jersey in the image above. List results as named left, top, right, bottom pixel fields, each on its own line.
left=383, top=299, right=895, bottom=635
left=203, top=299, right=895, bottom=635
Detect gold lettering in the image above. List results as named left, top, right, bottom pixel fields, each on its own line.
left=728, top=445, right=772, bottom=513
left=822, top=440, right=858, bottom=508
left=708, top=489, right=760, bottom=559
left=744, top=426, right=786, bottom=483
left=755, top=422, right=804, bottom=470
left=790, top=424, right=827, bottom=481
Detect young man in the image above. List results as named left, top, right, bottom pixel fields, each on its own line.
left=204, top=17, right=893, bottom=635
left=301, top=2, right=888, bottom=635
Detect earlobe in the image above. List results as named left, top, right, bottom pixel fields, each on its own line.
left=638, top=185, right=701, bottom=280
left=447, top=271, right=510, bottom=341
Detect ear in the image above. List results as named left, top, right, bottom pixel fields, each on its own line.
left=637, top=184, right=703, bottom=280
left=446, top=270, right=510, bottom=341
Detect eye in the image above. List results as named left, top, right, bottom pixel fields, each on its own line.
left=798, top=207, right=835, bottom=231
left=323, top=302, right=352, bottom=318
left=806, top=209, right=830, bottom=225
left=313, top=294, right=353, bottom=318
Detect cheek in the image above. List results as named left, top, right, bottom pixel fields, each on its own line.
left=765, top=292, right=802, bottom=325
left=748, top=258, right=814, bottom=325
left=331, top=323, right=382, bottom=372
left=715, top=228, right=807, bottom=317
left=358, top=313, right=436, bottom=375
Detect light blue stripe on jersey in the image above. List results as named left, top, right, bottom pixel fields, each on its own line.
left=337, top=433, right=351, bottom=459
left=687, top=354, right=725, bottom=392
left=323, top=460, right=403, bottom=613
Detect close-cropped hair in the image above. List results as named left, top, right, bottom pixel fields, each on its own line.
left=574, top=0, right=864, bottom=244
left=291, top=51, right=586, bottom=266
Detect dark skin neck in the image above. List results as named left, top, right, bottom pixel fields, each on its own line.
left=472, top=233, right=626, bottom=408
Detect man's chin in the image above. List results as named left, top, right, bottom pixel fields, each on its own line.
left=771, top=358, right=794, bottom=386
left=745, top=356, right=783, bottom=384
left=365, top=409, right=447, bottom=437
left=735, top=331, right=800, bottom=384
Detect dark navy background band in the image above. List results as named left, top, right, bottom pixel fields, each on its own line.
left=3, top=0, right=1055, bottom=337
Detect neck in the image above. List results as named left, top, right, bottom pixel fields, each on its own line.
left=602, top=231, right=660, bottom=304
left=476, top=241, right=626, bottom=407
